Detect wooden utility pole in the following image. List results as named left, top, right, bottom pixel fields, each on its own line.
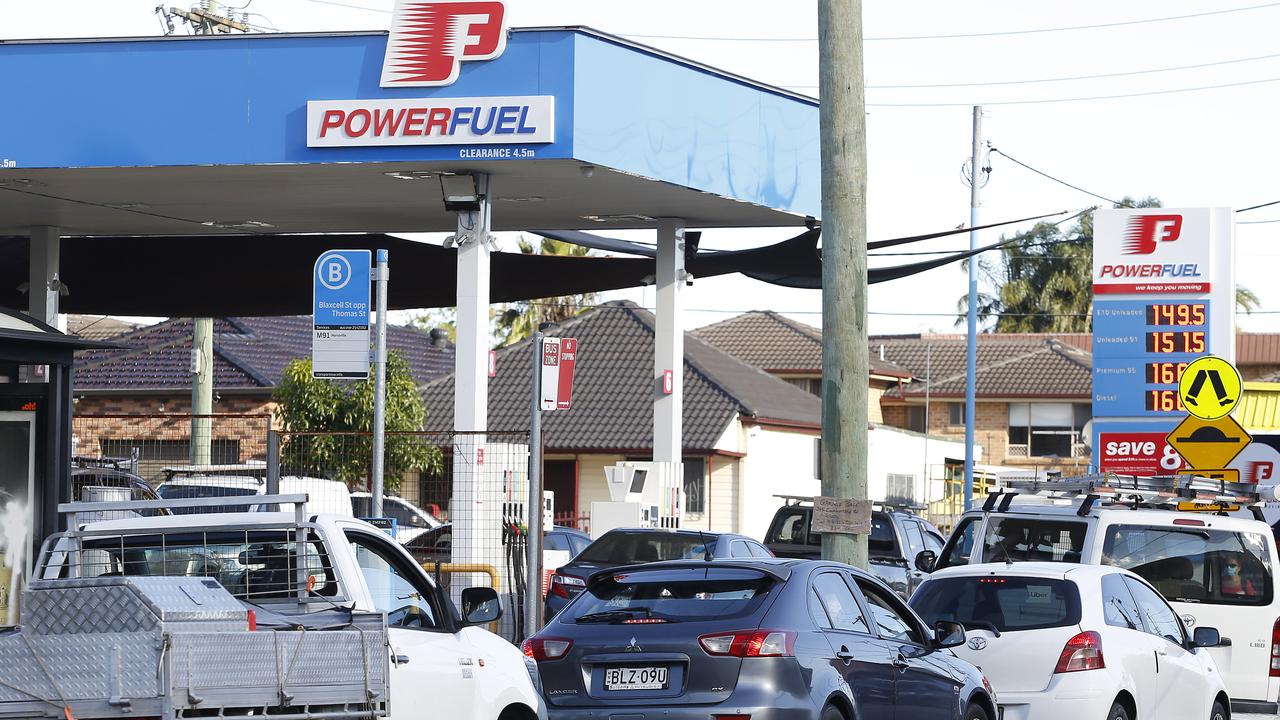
left=818, top=0, right=869, bottom=569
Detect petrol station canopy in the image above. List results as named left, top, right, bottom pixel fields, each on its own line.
left=0, top=26, right=1030, bottom=316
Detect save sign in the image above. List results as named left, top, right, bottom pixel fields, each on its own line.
left=1098, top=431, right=1185, bottom=475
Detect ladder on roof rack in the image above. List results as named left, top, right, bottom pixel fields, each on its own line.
left=990, top=473, right=1266, bottom=519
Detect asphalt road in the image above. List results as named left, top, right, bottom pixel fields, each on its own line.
left=1237, top=713, right=1278, bottom=719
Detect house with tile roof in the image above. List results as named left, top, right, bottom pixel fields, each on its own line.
left=693, top=310, right=913, bottom=423
left=421, top=301, right=967, bottom=539
left=874, top=335, right=1094, bottom=473
left=71, top=315, right=454, bottom=472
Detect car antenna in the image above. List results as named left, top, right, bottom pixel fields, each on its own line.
left=698, top=529, right=713, bottom=562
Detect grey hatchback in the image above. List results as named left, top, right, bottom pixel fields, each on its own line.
left=524, top=559, right=996, bottom=720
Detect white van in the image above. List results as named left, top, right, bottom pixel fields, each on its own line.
left=932, top=496, right=1280, bottom=714
left=156, top=465, right=353, bottom=517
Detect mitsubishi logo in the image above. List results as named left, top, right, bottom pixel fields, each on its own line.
left=625, top=637, right=642, bottom=653
left=967, top=637, right=988, bottom=651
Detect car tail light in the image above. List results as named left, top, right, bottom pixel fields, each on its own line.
left=698, top=630, right=796, bottom=658
left=247, top=609, right=257, bottom=631
left=522, top=637, right=573, bottom=661
left=714, top=715, right=752, bottom=720
left=1270, top=618, right=1280, bottom=677
left=1054, top=631, right=1104, bottom=673
left=549, top=573, right=585, bottom=599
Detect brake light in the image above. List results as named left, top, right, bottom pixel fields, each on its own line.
left=714, top=715, right=752, bottom=720
left=1270, top=618, right=1280, bottom=677
left=1054, top=631, right=1104, bottom=673
left=1173, top=518, right=1206, bottom=527
left=247, top=609, right=257, bottom=631
left=522, top=637, right=573, bottom=661
left=698, top=630, right=796, bottom=658
left=549, top=573, right=586, bottom=599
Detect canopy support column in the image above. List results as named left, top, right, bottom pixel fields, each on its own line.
left=450, top=174, right=494, bottom=609
left=653, top=219, right=686, bottom=528
left=27, top=226, right=62, bottom=331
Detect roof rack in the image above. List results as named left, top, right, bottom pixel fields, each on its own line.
left=771, top=494, right=921, bottom=515
left=991, top=472, right=1269, bottom=520
left=72, top=454, right=138, bottom=472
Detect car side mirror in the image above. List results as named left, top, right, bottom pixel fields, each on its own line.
left=461, top=587, right=502, bottom=625
left=914, top=550, right=937, bottom=573
left=934, top=620, right=966, bottom=649
left=1193, top=627, right=1224, bottom=648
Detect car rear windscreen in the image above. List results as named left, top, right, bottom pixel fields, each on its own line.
left=156, top=484, right=257, bottom=514
left=1102, top=524, right=1273, bottom=606
left=568, top=567, right=774, bottom=623
left=576, top=532, right=712, bottom=564
left=911, top=576, right=1081, bottom=633
left=982, top=517, right=1087, bottom=563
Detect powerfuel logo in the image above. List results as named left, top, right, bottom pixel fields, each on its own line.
left=381, top=1, right=507, bottom=87
left=1123, top=214, right=1183, bottom=255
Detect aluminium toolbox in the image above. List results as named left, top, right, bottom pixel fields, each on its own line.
left=0, top=576, right=389, bottom=719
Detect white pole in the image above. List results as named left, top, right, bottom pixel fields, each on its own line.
left=963, top=106, right=983, bottom=513
left=372, top=248, right=389, bottom=518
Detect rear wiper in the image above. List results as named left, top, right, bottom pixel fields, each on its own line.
left=961, top=621, right=1002, bottom=638
left=575, top=607, right=653, bottom=624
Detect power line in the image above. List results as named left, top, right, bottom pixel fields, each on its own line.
left=868, top=75, right=1280, bottom=107
left=620, top=2, right=1280, bottom=42
left=781, top=51, right=1280, bottom=91
left=524, top=301, right=1280, bottom=320
left=989, top=148, right=1123, bottom=206
left=292, top=0, right=391, bottom=13
left=1238, top=199, right=1280, bottom=213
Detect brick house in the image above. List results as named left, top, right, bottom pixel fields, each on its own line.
left=875, top=335, right=1093, bottom=474
left=71, top=315, right=453, bottom=478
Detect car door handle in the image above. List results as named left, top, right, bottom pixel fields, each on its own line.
left=836, top=646, right=855, bottom=661
left=892, top=654, right=910, bottom=671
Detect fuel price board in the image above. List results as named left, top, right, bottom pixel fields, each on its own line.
left=1094, top=301, right=1211, bottom=417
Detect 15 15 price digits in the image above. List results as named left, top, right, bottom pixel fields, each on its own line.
left=1146, top=331, right=1206, bottom=354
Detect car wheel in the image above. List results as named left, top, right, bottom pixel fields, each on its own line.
left=1107, top=702, right=1130, bottom=720
left=964, top=703, right=989, bottom=720
left=1210, top=701, right=1227, bottom=720
left=820, top=704, right=844, bottom=720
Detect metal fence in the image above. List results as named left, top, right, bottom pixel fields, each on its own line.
left=278, top=429, right=534, bottom=640
left=71, top=414, right=273, bottom=488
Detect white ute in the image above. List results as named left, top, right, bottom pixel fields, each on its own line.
left=21, top=493, right=545, bottom=720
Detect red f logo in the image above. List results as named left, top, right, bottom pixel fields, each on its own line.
left=381, top=1, right=507, bottom=87
left=1122, top=214, right=1182, bottom=255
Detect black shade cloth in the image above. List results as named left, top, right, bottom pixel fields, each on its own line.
left=0, top=226, right=1013, bottom=317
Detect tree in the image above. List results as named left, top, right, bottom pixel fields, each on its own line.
left=408, top=308, right=457, bottom=342
left=493, top=236, right=596, bottom=345
left=272, top=352, right=441, bottom=490
left=960, top=197, right=1257, bottom=332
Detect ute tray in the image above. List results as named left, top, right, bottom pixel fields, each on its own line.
left=0, top=576, right=388, bottom=719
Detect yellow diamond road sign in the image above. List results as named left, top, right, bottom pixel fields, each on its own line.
left=1166, top=414, right=1252, bottom=470
left=1178, top=355, right=1242, bottom=421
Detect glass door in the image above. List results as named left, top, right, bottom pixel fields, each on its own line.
left=0, top=411, right=35, bottom=625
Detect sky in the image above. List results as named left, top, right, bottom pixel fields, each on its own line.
left=4, top=0, right=1279, bottom=335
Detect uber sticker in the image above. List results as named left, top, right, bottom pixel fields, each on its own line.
left=1025, top=586, right=1052, bottom=604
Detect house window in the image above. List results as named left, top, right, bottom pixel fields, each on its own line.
left=683, top=458, right=707, bottom=514
left=1008, top=403, right=1091, bottom=458
left=948, top=403, right=966, bottom=426
left=886, top=473, right=915, bottom=504
left=785, top=377, right=822, bottom=396
left=906, top=406, right=926, bottom=433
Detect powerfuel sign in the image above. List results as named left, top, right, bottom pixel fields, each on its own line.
left=1092, top=208, right=1235, bottom=473
left=305, top=1, right=557, bottom=152
left=307, top=97, right=554, bottom=148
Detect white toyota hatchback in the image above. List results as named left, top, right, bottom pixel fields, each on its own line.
left=911, top=563, right=1229, bottom=720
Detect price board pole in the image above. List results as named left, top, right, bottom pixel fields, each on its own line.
left=372, top=249, right=389, bottom=519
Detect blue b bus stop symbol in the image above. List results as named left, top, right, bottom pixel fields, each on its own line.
left=312, top=249, right=371, bottom=378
